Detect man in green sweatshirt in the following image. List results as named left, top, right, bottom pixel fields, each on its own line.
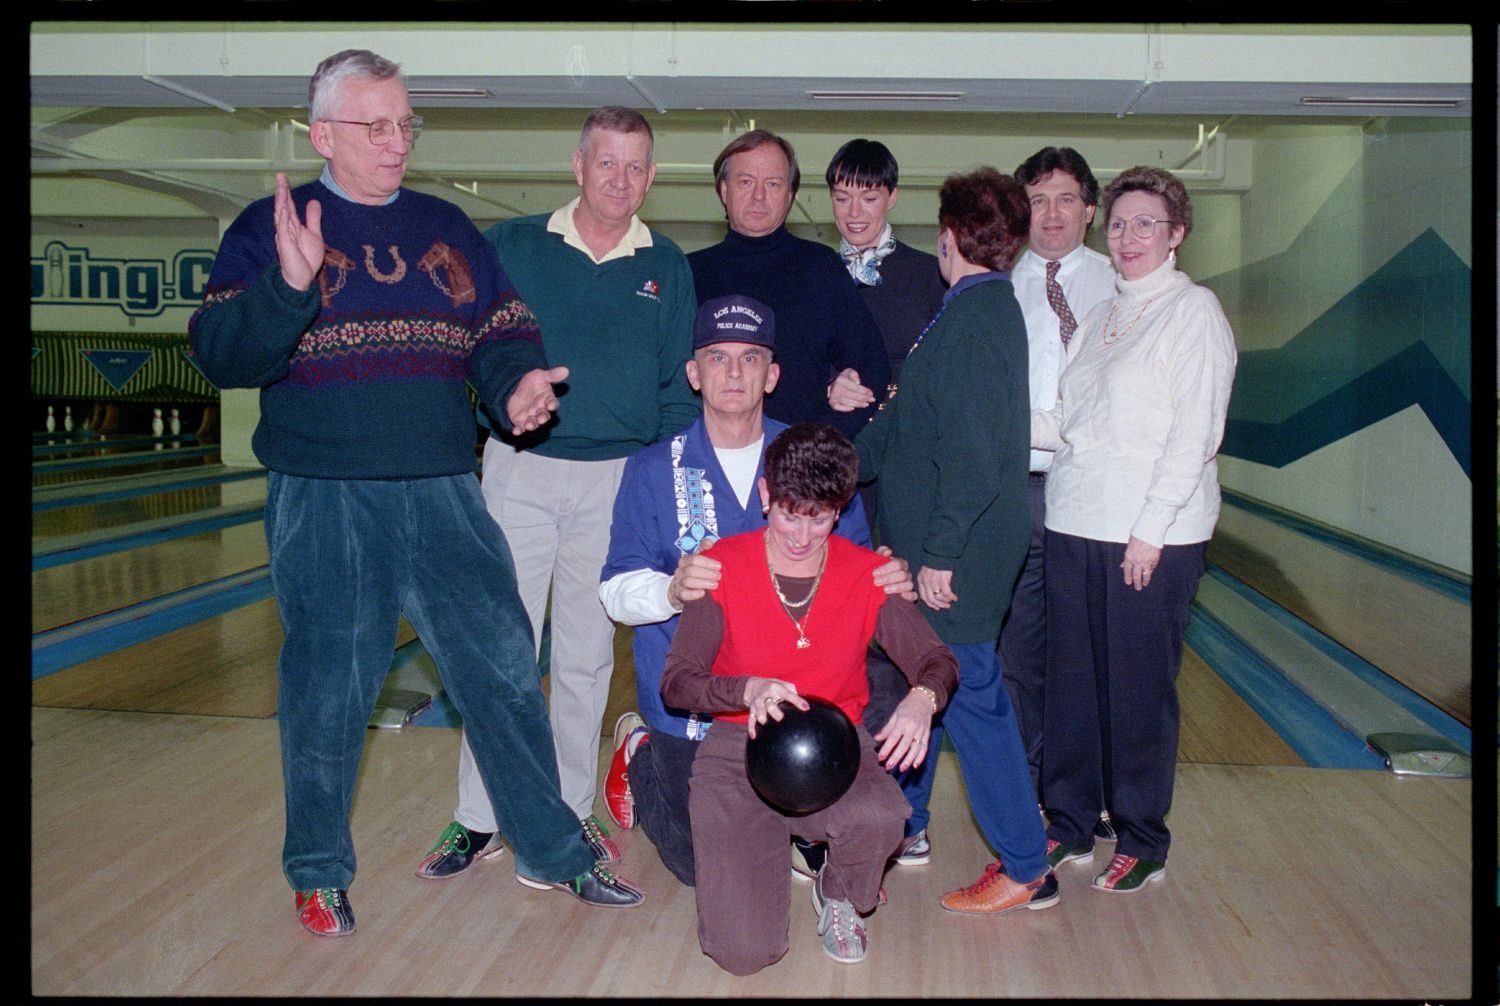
left=417, top=106, right=701, bottom=879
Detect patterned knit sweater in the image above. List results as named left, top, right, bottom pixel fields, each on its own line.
left=188, top=180, right=546, bottom=479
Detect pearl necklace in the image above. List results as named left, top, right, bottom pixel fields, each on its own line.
left=1101, top=296, right=1157, bottom=345
left=764, top=529, right=828, bottom=650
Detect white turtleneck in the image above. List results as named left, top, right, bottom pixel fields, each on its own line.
left=1031, top=257, right=1238, bottom=547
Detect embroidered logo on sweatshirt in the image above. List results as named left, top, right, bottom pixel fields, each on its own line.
left=635, top=279, right=661, bottom=303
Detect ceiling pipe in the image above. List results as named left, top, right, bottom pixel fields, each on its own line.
left=626, top=75, right=668, bottom=115
left=140, top=75, right=237, bottom=114
left=1118, top=23, right=1162, bottom=118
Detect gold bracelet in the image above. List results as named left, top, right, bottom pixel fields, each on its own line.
left=911, top=685, right=938, bottom=713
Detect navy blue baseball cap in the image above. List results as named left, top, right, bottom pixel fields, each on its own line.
left=693, top=294, right=776, bottom=351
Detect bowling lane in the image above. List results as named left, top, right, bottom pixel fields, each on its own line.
left=33, top=521, right=271, bottom=633
left=33, top=475, right=266, bottom=539
left=30, top=479, right=1315, bottom=771
left=1207, top=502, right=1470, bottom=726
left=32, top=601, right=420, bottom=719
left=1177, top=645, right=1304, bottom=766
left=32, top=449, right=220, bottom=487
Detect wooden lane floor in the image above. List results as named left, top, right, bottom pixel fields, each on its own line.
left=1175, top=646, right=1303, bottom=767
left=33, top=475, right=265, bottom=541
left=29, top=453, right=1475, bottom=995
left=32, top=503, right=1471, bottom=994
left=1207, top=501, right=1471, bottom=726
left=31, top=470, right=1304, bottom=760
left=32, top=447, right=221, bottom=488
left=32, top=599, right=420, bottom=719
left=33, top=522, right=271, bottom=633
left=36, top=556, right=1303, bottom=769
left=30, top=706, right=1470, bottom=998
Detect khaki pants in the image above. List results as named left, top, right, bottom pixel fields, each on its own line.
left=455, top=441, right=627, bottom=828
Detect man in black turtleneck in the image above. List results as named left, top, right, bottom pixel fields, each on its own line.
left=688, top=130, right=889, bottom=440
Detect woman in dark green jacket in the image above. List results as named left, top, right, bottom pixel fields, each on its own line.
left=856, top=168, right=1055, bottom=917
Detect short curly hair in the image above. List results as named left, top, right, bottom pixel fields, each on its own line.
left=762, top=423, right=858, bottom=516
left=938, top=168, right=1030, bottom=272
left=1101, top=166, right=1194, bottom=245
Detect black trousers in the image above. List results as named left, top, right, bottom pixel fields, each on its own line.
left=1040, top=530, right=1206, bottom=862
left=632, top=729, right=701, bottom=886
left=997, top=473, right=1049, bottom=800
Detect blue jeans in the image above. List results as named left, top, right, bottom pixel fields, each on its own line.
left=264, top=472, right=594, bottom=892
left=939, top=642, right=1049, bottom=882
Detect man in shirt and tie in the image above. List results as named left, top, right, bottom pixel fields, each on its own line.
left=1007, top=148, right=1117, bottom=835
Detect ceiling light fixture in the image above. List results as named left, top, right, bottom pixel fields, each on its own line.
left=1298, top=96, right=1466, bottom=109
left=407, top=88, right=496, bottom=100
left=804, top=90, right=966, bottom=101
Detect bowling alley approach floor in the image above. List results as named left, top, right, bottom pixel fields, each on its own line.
left=30, top=706, right=1473, bottom=999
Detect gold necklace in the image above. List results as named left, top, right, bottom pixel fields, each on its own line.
left=764, top=529, right=828, bottom=650
left=1101, top=296, right=1156, bottom=345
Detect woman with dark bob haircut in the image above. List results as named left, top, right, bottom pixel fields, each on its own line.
left=661, top=422, right=958, bottom=973
left=1033, top=165, right=1235, bottom=894
left=855, top=168, right=1059, bottom=916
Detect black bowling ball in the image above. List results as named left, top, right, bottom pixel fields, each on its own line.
left=745, top=696, right=860, bottom=815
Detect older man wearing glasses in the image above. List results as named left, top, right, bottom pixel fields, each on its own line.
left=189, top=49, right=645, bottom=939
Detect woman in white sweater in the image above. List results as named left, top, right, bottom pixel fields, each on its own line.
left=1031, top=166, right=1237, bottom=894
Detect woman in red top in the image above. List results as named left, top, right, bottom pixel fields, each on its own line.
left=661, top=422, right=956, bottom=974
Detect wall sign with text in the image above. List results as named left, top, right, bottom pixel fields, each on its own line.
left=31, top=241, right=217, bottom=319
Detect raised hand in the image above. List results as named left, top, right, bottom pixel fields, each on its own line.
left=273, top=172, right=324, bottom=291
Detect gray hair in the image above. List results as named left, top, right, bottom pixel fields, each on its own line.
left=579, top=106, right=654, bottom=163
left=308, top=49, right=404, bottom=122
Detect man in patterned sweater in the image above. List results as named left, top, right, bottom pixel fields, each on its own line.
left=188, top=49, right=643, bottom=938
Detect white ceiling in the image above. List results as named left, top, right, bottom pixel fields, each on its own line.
left=30, top=21, right=1474, bottom=230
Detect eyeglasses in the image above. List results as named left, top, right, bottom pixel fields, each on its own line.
left=1106, top=214, right=1170, bottom=239
left=323, top=115, right=424, bottom=144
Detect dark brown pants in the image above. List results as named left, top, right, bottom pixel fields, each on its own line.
left=688, top=723, right=908, bottom=975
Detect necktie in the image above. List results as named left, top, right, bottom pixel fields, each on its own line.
left=1045, top=259, right=1077, bottom=346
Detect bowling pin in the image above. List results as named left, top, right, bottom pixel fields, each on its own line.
left=169, top=408, right=181, bottom=436
left=45, top=405, right=55, bottom=433
left=64, top=405, right=74, bottom=432
left=152, top=407, right=164, bottom=450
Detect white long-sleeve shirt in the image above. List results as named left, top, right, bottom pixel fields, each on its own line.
left=1010, top=244, right=1117, bottom=473
left=598, top=435, right=765, bottom=626
left=1033, top=258, right=1237, bottom=547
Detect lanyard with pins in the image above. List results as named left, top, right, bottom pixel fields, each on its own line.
left=876, top=294, right=954, bottom=414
